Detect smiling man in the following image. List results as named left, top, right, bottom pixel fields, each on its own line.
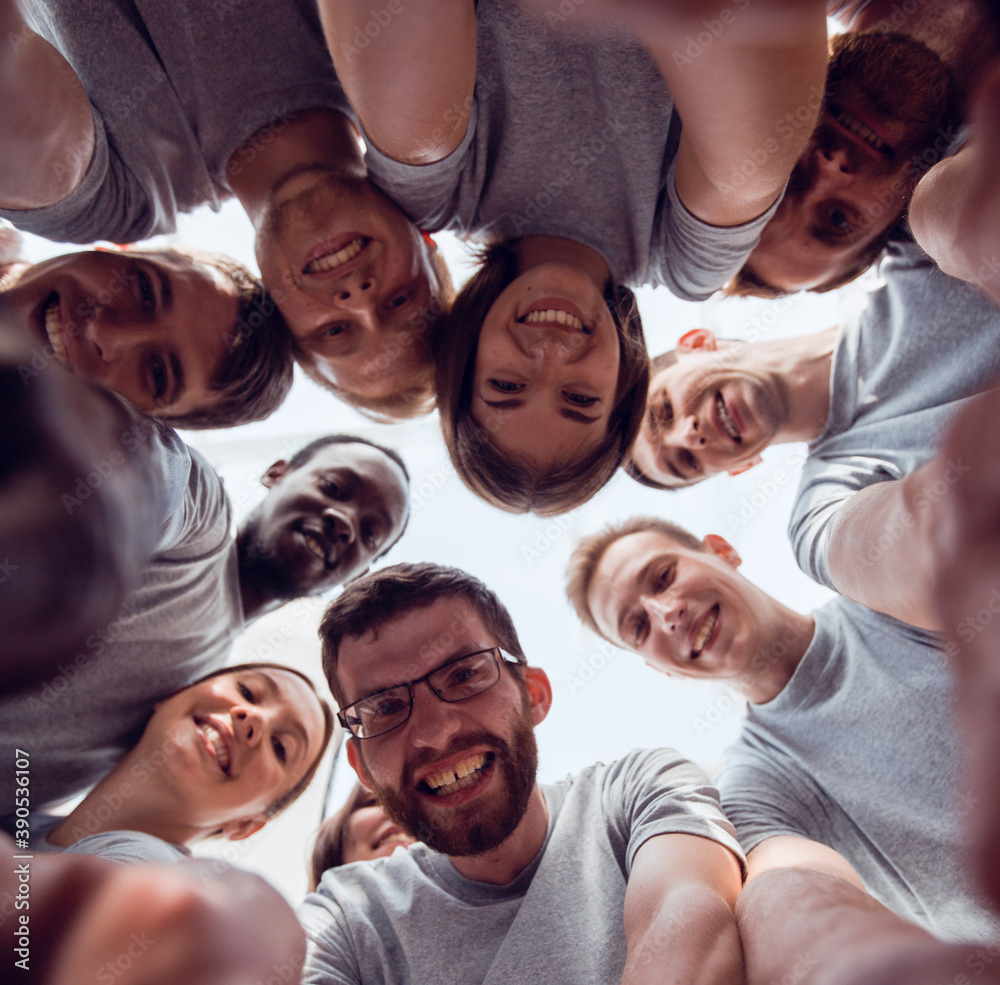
left=0, top=424, right=409, bottom=831
left=0, top=0, right=449, bottom=418
left=303, top=563, right=746, bottom=985
left=730, top=0, right=998, bottom=297
left=566, top=516, right=999, bottom=943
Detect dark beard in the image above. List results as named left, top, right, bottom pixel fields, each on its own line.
left=236, top=512, right=300, bottom=605
left=362, top=712, right=539, bottom=858
left=826, top=31, right=958, bottom=164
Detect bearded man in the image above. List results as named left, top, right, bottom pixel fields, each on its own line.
left=302, top=563, right=746, bottom=985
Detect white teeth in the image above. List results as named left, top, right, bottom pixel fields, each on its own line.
left=201, top=722, right=230, bottom=773
left=44, top=298, right=68, bottom=366
left=835, top=109, right=886, bottom=153
left=304, top=237, right=366, bottom=274
left=424, top=753, right=489, bottom=795
left=303, top=531, right=326, bottom=560
left=716, top=393, right=739, bottom=441
left=692, top=609, right=718, bottom=657
left=523, top=309, right=585, bottom=331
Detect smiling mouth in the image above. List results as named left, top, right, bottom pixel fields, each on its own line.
left=302, top=236, right=369, bottom=275
left=716, top=393, right=740, bottom=442
left=519, top=308, right=592, bottom=335
left=420, top=752, right=494, bottom=797
left=829, top=104, right=892, bottom=157
left=375, top=831, right=413, bottom=851
left=197, top=720, right=231, bottom=774
left=43, top=296, right=69, bottom=367
left=691, top=605, right=719, bottom=659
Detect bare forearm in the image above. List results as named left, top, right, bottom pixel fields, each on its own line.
left=0, top=0, right=94, bottom=208
left=826, top=462, right=950, bottom=630
left=319, top=0, right=475, bottom=164
left=737, top=868, right=931, bottom=985
left=650, top=5, right=828, bottom=224
left=624, top=886, right=744, bottom=985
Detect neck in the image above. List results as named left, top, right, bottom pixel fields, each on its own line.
left=852, top=0, right=997, bottom=98
left=228, top=108, right=366, bottom=225
left=742, top=327, right=836, bottom=444
left=516, top=236, right=611, bottom=290
left=48, top=756, right=199, bottom=849
left=235, top=527, right=280, bottom=623
left=448, top=785, right=549, bottom=885
left=737, top=609, right=816, bottom=705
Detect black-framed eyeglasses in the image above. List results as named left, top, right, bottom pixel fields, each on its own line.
left=337, top=646, right=524, bottom=740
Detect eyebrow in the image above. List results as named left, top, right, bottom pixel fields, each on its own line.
left=482, top=398, right=599, bottom=425
left=809, top=224, right=853, bottom=248
left=254, top=671, right=311, bottom=761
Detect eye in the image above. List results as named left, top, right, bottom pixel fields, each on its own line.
left=137, top=268, right=156, bottom=316
left=654, top=565, right=675, bottom=593
left=148, top=354, right=168, bottom=401
left=630, top=611, right=649, bottom=647
left=562, top=392, right=599, bottom=407
left=683, top=450, right=698, bottom=473
left=321, top=323, right=349, bottom=339
left=361, top=522, right=378, bottom=551
left=238, top=681, right=256, bottom=703
left=321, top=479, right=343, bottom=499
left=271, top=735, right=287, bottom=764
left=488, top=379, right=525, bottom=394
left=828, top=208, right=853, bottom=233
left=387, top=291, right=412, bottom=310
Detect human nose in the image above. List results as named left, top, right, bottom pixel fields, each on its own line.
left=812, top=146, right=855, bottom=193
left=643, top=594, right=686, bottom=637
left=332, top=269, right=379, bottom=323
left=407, top=681, right=464, bottom=750
left=84, top=308, right=149, bottom=362
left=676, top=413, right=707, bottom=449
left=323, top=507, right=357, bottom=548
left=233, top=704, right=267, bottom=747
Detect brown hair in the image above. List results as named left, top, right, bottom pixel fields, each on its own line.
left=189, top=661, right=335, bottom=821
left=319, top=562, right=525, bottom=707
left=144, top=248, right=294, bottom=430
left=292, top=247, right=455, bottom=422
left=308, top=782, right=378, bottom=889
left=434, top=240, right=649, bottom=515
left=566, top=517, right=703, bottom=640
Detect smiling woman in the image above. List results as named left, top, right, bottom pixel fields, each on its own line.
left=37, top=663, right=334, bottom=862
left=436, top=238, right=648, bottom=515
left=0, top=245, right=294, bottom=428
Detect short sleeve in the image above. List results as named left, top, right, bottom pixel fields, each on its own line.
left=651, top=162, right=783, bottom=301
left=788, top=453, right=900, bottom=589
left=598, top=748, right=745, bottom=878
left=62, top=830, right=187, bottom=865
left=361, top=101, right=479, bottom=232
left=298, top=892, right=364, bottom=985
left=0, top=105, right=162, bottom=245
left=154, top=446, right=231, bottom=559
left=716, top=743, right=830, bottom=853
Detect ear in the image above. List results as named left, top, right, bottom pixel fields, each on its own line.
left=346, top=739, right=374, bottom=791
left=261, top=459, right=289, bottom=489
left=221, top=814, right=267, bottom=842
left=677, top=328, right=717, bottom=354
left=728, top=455, right=763, bottom=477
left=522, top=666, right=553, bottom=726
left=702, top=534, right=743, bottom=569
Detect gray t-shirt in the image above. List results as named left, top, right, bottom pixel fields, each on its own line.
left=0, top=436, right=243, bottom=830
left=299, top=748, right=744, bottom=985
left=362, top=0, right=779, bottom=299
left=32, top=814, right=188, bottom=865
left=1, top=0, right=347, bottom=243
left=716, top=597, right=998, bottom=942
left=789, top=240, right=1000, bottom=589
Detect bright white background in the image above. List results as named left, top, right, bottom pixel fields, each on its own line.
left=23, top=188, right=870, bottom=901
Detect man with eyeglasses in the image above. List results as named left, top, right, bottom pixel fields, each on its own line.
left=300, top=562, right=746, bottom=985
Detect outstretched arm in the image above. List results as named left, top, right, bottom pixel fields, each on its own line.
left=0, top=0, right=94, bottom=208
left=318, top=0, right=476, bottom=165
left=524, top=0, right=829, bottom=226
left=0, top=308, right=175, bottom=692
left=910, top=60, right=1000, bottom=306
left=622, top=833, right=744, bottom=985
